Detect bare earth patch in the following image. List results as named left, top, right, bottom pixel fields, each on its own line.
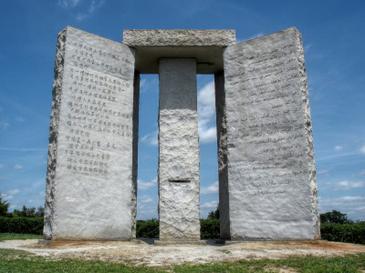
left=0, top=239, right=364, bottom=266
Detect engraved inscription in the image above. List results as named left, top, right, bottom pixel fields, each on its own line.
left=223, top=28, right=319, bottom=240
left=225, top=30, right=308, bottom=197
left=60, top=28, right=133, bottom=178
left=45, top=26, right=136, bottom=240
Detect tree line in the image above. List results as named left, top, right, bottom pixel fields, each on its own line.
left=0, top=196, right=44, bottom=217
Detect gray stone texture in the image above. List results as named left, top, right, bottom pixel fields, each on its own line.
left=221, top=28, right=320, bottom=240
left=44, top=26, right=137, bottom=240
left=122, top=30, right=237, bottom=74
left=123, top=29, right=236, bottom=47
left=45, top=26, right=319, bottom=242
left=158, top=58, right=200, bottom=241
left=214, top=72, right=230, bottom=239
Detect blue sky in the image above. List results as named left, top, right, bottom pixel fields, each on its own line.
left=0, top=0, right=364, bottom=220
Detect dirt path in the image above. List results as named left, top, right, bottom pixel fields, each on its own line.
left=1, top=239, right=364, bottom=266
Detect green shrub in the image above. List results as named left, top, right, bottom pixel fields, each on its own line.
left=321, top=222, right=365, bottom=244
left=200, top=218, right=220, bottom=239
left=0, top=217, right=43, bottom=235
left=0, top=197, right=9, bottom=216
left=321, top=210, right=352, bottom=224
left=136, top=219, right=159, bottom=238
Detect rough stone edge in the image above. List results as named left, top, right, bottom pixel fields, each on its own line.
left=294, top=28, right=321, bottom=239
left=214, top=72, right=231, bottom=240
left=131, top=71, right=140, bottom=238
left=122, top=29, right=236, bottom=47
left=43, top=28, right=68, bottom=240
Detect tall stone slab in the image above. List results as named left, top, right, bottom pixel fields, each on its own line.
left=44, top=27, right=137, bottom=240
left=158, top=58, right=200, bottom=241
left=221, top=28, right=320, bottom=240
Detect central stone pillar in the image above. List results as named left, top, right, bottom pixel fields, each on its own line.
left=158, top=58, right=200, bottom=241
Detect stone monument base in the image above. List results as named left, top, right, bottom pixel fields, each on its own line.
left=1, top=239, right=364, bottom=267
left=153, top=240, right=207, bottom=246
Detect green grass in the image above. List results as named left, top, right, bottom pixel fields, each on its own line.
left=0, top=249, right=163, bottom=273
left=0, top=248, right=364, bottom=273
left=0, top=233, right=42, bottom=241
left=173, top=255, right=365, bottom=273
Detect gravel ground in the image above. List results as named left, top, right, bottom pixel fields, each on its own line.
left=1, top=239, right=365, bottom=266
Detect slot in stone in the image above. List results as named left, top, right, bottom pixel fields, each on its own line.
left=168, top=178, right=191, bottom=183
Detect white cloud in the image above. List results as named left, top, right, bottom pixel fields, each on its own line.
left=242, top=32, right=264, bottom=42
left=58, top=0, right=81, bottom=8
left=8, top=189, right=20, bottom=195
left=13, top=164, right=23, bottom=170
left=333, top=180, right=365, bottom=190
left=58, top=0, right=104, bottom=21
left=198, top=81, right=215, bottom=119
left=317, top=169, right=329, bottom=175
left=199, top=126, right=217, bottom=143
left=1, top=189, right=20, bottom=200
left=137, top=195, right=157, bottom=219
left=320, top=195, right=365, bottom=206
left=360, top=145, right=365, bottom=155
left=316, top=152, right=359, bottom=162
left=201, top=181, right=218, bottom=195
left=201, top=200, right=218, bottom=209
left=140, top=196, right=153, bottom=204
left=140, top=79, right=147, bottom=90
left=198, top=81, right=217, bottom=144
left=76, top=0, right=105, bottom=21
left=138, top=177, right=157, bottom=190
left=320, top=195, right=365, bottom=220
left=304, top=43, right=313, bottom=53
left=140, top=130, right=158, bottom=146
left=353, top=206, right=365, bottom=213
left=334, top=145, right=343, bottom=151
left=139, top=77, right=158, bottom=93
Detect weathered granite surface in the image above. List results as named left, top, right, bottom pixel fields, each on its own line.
left=222, top=28, right=320, bottom=240
left=45, top=26, right=319, bottom=242
left=158, top=58, right=200, bottom=241
left=122, top=29, right=237, bottom=74
left=44, top=26, right=137, bottom=240
left=123, top=29, right=236, bottom=47
left=214, top=72, right=230, bottom=239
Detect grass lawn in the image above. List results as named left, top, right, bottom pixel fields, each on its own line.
left=0, top=233, right=42, bottom=241
left=0, top=248, right=364, bottom=273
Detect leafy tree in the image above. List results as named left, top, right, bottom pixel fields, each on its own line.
left=136, top=219, right=159, bottom=238
left=0, top=195, right=9, bottom=216
left=320, top=210, right=352, bottom=224
left=13, top=206, right=37, bottom=217
left=207, top=208, right=219, bottom=220
left=36, top=206, right=45, bottom=217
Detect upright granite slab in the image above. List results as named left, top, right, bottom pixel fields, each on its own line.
left=158, top=58, right=200, bottom=241
left=44, top=27, right=137, bottom=240
left=220, top=28, right=320, bottom=240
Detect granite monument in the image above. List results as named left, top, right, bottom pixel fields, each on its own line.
left=44, top=27, right=319, bottom=241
